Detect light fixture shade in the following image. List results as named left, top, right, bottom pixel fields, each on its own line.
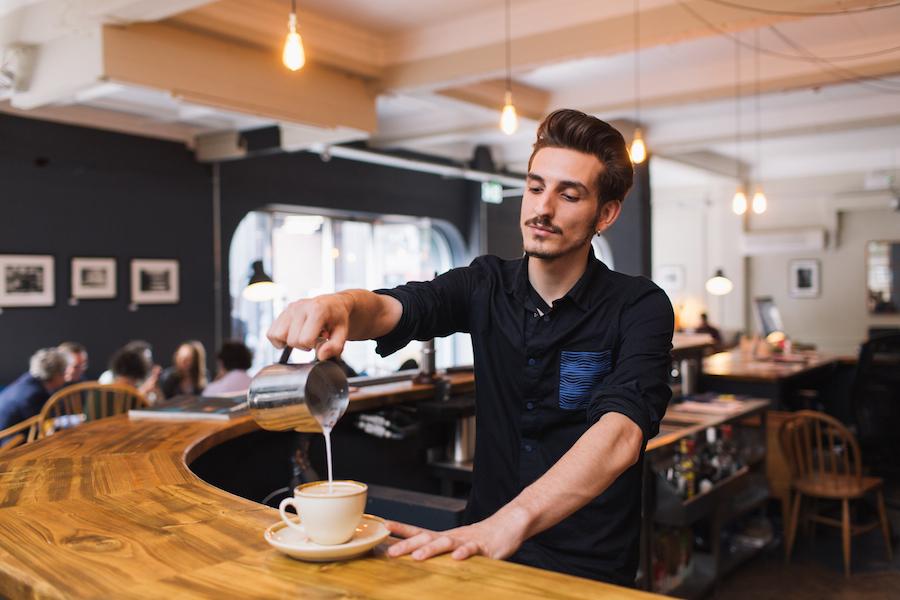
left=732, top=188, right=748, bottom=215
left=752, top=189, right=767, bottom=214
left=243, top=260, right=277, bottom=302
left=499, top=91, right=519, bottom=135
left=705, top=269, right=734, bottom=296
left=630, top=128, right=647, bottom=164
left=282, top=14, right=305, bottom=71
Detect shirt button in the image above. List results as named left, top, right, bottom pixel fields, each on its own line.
left=526, top=401, right=535, bottom=410
left=527, top=358, right=537, bottom=366
left=523, top=443, right=533, bottom=452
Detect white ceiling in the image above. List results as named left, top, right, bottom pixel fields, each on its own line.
left=1, top=0, right=899, bottom=190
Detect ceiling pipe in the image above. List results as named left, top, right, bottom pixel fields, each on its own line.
left=307, top=143, right=525, bottom=189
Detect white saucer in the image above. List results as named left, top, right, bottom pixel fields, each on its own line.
left=265, top=514, right=389, bottom=562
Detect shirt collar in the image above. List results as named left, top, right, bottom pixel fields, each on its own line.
left=504, top=251, right=607, bottom=312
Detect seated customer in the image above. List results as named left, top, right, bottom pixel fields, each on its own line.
left=58, top=341, right=89, bottom=384
left=160, top=341, right=208, bottom=398
left=106, top=344, right=163, bottom=404
left=0, top=348, right=68, bottom=430
left=203, top=341, right=253, bottom=396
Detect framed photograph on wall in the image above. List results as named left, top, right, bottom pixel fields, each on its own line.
left=0, top=254, right=55, bottom=307
left=71, top=257, right=116, bottom=299
left=131, top=259, right=179, bottom=305
left=789, top=259, right=820, bottom=298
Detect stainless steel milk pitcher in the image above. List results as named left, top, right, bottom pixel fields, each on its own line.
left=248, top=342, right=350, bottom=432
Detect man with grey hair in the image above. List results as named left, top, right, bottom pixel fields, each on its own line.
left=0, top=348, right=69, bottom=430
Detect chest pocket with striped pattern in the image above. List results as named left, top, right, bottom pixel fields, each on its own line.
left=558, top=350, right=613, bottom=410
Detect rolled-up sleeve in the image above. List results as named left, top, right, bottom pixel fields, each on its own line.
left=586, top=283, right=674, bottom=443
left=374, top=260, right=483, bottom=357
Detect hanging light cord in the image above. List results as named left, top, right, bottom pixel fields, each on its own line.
left=291, top=0, right=296, bottom=16
left=754, top=28, right=761, bottom=184
left=634, top=0, right=641, bottom=124
left=734, top=31, right=741, bottom=180
left=682, top=2, right=900, bottom=62
left=704, top=0, right=900, bottom=17
left=505, top=0, right=512, bottom=95
left=678, top=1, right=900, bottom=94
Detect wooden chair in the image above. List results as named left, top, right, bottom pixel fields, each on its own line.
left=779, top=410, right=893, bottom=576
left=39, top=382, right=147, bottom=438
left=0, top=415, right=40, bottom=455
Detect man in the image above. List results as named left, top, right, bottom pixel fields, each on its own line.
left=0, top=347, right=69, bottom=430
left=267, top=109, right=674, bottom=585
left=58, top=341, right=89, bottom=383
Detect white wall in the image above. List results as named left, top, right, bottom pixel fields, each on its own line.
left=747, top=172, right=900, bottom=355
left=653, top=163, right=900, bottom=355
left=651, top=160, right=745, bottom=334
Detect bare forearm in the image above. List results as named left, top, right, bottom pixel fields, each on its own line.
left=502, top=412, right=643, bottom=539
left=336, top=289, right=402, bottom=341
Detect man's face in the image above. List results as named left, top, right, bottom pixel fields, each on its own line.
left=521, top=147, right=610, bottom=261
left=64, top=351, right=88, bottom=383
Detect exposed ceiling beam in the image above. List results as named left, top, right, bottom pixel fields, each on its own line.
left=437, top=80, right=550, bottom=122
left=102, top=22, right=377, bottom=133
left=379, top=0, right=883, bottom=93
left=167, top=0, right=385, bottom=79
left=658, top=150, right=748, bottom=181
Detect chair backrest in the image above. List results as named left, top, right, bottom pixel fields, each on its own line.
left=39, top=382, right=147, bottom=437
left=779, top=410, right=862, bottom=484
left=851, top=333, right=900, bottom=446
left=0, top=415, right=40, bottom=455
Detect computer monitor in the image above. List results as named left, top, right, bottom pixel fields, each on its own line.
left=755, top=296, right=785, bottom=336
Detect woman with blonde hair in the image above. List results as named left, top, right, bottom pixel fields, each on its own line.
left=160, top=340, right=208, bottom=398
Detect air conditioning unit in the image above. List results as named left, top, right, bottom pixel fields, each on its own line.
left=740, top=228, right=826, bottom=256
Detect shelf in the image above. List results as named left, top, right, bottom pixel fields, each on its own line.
left=655, top=466, right=755, bottom=526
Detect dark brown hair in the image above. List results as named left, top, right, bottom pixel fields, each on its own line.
left=528, top=109, right=634, bottom=205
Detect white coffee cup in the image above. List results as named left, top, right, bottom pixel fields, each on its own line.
left=279, top=480, right=367, bottom=545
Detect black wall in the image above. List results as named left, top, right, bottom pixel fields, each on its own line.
left=0, top=115, right=214, bottom=383
left=0, top=114, right=652, bottom=384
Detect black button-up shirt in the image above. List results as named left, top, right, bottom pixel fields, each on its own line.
left=375, top=252, right=674, bottom=585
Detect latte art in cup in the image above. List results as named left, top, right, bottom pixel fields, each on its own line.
left=279, top=480, right=367, bottom=546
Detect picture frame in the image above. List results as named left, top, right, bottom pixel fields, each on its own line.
left=71, top=257, right=116, bottom=299
left=0, top=254, right=55, bottom=307
left=654, top=264, right=685, bottom=293
left=789, top=259, right=820, bottom=299
left=131, top=259, right=179, bottom=305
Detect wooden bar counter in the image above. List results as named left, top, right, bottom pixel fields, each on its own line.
left=0, top=373, right=662, bottom=599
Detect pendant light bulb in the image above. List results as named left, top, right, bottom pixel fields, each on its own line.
left=630, top=128, right=647, bottom=164
left=500, top=90, right=519, bottom=135
left=752, top=188, right=767, bottom=214
left=732, top=187, right=748, bottom=215
left=282, top=12, right=305, bottom=71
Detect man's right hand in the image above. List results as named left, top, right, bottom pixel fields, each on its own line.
left=266, top=294, right=353, bottom=360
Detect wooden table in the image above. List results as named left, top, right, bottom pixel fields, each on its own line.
left=0, top=374, right=662, bottom=599
left=701, top=350, right=839, bottom=409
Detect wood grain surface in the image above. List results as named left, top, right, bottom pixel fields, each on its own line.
left=0, top=373, right=662, bottom=599
left=702, top=351, right=837, bottom=383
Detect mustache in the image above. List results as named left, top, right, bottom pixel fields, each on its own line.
left=524, top=216, right=562, bottom=234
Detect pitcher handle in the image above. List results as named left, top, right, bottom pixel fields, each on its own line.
left=278, top=337, right=328, bottom=365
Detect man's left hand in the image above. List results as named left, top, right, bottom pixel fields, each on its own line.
left=385, top=509, right=528, bottom=561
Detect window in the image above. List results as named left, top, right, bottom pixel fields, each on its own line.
left=230, top=209, right=471, bottom=375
